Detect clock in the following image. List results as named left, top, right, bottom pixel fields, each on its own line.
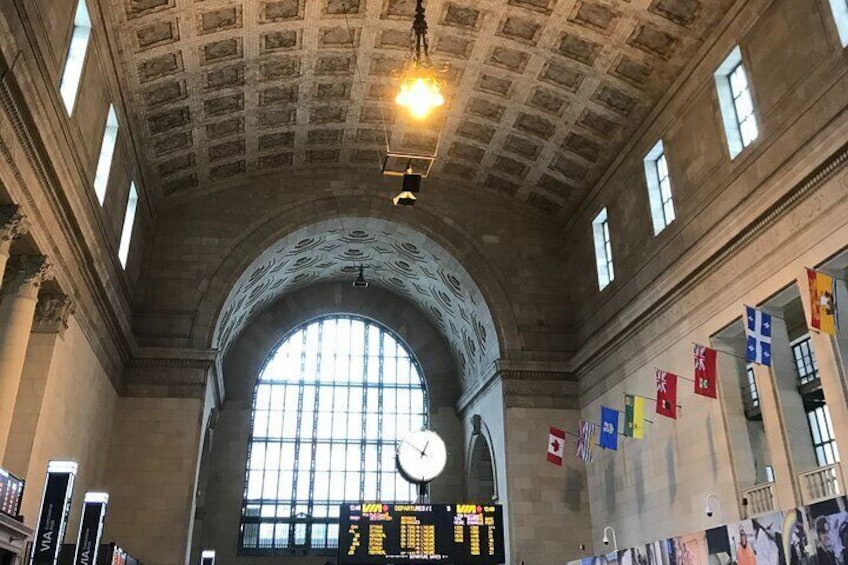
left=396, top=429, right=447, bottom=484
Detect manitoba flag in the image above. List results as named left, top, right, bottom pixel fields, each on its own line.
left=655, top=369, right=678, bottom=419
left=693, top=344, right=717, bottom=399
left=547, top=426, right=565, bottom=466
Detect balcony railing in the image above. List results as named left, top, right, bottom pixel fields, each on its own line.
left=742, top=482, right=776, bottom=517
left=799, top=463, right=843, bottom=505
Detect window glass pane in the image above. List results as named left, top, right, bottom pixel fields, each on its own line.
left=241, top=316, right=426, bottom=551
left=118, top=183, right=138, bottom=268
left=60, top=0, right=92, bottom=114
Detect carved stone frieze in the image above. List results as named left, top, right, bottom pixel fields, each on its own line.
left=32, top=293, right=74, bottom=335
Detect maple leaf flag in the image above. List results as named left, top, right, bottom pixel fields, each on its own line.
left=694, top=344, right=718, bottom=399
left=547, top=426, right=565, bottom=466
left=655, top=368, right=678, bottom=419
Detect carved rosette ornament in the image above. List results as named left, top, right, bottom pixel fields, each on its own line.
left=33, top=293, right=74, bottom=335
left=0, top=204, right=28, bottom=253
left=1, top=255, right=53, bottom=298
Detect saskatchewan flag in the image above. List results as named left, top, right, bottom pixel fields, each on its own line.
left=624, top=394, right=645, bottom=439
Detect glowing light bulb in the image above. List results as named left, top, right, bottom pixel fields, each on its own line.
left=395, top=74, right=444, bottom=119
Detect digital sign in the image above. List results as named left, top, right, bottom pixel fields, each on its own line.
left=339, top=503, right=504, bottom=564
left=0, top=466, right=24, bottom=517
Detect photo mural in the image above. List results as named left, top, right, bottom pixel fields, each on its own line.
left=568, top=497, right=848, bottom=565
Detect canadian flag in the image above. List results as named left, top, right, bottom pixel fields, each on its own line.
left=547, top=426, right=565, bottom=466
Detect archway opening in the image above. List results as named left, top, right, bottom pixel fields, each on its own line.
left=467, top=430, right=496, bottom=503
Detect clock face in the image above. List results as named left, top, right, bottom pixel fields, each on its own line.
left=396, top=429, right=447, bottom=484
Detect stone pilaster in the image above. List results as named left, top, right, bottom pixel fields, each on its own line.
left=3, top=293, right=74, bottom=476
left=0, top=255, right=52, bottom=458
left=0, top=205, right=28, bottom=292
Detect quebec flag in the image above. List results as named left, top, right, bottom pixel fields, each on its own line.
left=745, top=306, right=772, bottom=366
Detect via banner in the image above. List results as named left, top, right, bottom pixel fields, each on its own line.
left=30, top=461, right=77, bottom=565
left=73, top=493, right=109, bottom=565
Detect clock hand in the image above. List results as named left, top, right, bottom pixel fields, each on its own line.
left=420, top=440, right=430, bottom=458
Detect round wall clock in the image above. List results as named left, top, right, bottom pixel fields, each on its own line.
left=396, top=429, right=447, bottom=484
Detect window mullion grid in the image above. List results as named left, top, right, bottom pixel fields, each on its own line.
left=376, top=329, right=385, bottom=500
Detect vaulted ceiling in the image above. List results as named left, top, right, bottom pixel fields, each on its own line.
left=104, top=0, right=736, bottom=219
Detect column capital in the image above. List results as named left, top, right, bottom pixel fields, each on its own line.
left=2, top=255, right=53, bottom=298
left=32, top=292, right=74, bottom=335
left=0, top=204, right=29, bottom=244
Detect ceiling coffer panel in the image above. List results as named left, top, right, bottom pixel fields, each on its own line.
left=105, top=0, right=736, bottom=218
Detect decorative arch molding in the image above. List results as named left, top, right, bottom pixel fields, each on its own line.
left=220, top=281, right=461, bottom=408
left=194, top=196, right=517, bottom=385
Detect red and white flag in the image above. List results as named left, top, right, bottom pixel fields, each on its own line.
left=694, top=344, right=718, bottom=399
left=655, top=369, right=678, bottom=419
left=547, top=426, right=565, bottom=466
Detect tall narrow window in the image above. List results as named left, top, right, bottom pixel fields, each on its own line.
left=745, top=365, right=760, bottom=410
left=791, top=335, right=838, bottom=466
left=118, top=183, right=138, bottom=268
left=94, top=106, right=119, bottom=205
left=714, top=47, right=758, bottom=159
left=591, top=208, right=614, bottom=290
left=59, top=0, right=92, bottom=115
left=644, top=140, right=675, bottom=235
left=239, top=317, right=428, bottom=552
left=827, top=0, right=848, bottom=47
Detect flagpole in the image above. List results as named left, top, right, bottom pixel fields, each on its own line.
left=633, top=394, right=682, bottom=409
left=693, top=342, right=752, bottom=363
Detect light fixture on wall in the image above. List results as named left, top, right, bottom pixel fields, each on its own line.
left=705, top=493, right=722, bottom=519
left=602, top=526, right=618, bottom=550
left=395, top=0, right=444, bottom=120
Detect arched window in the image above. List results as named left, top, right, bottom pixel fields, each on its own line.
left=239, top=316, right=428, bottom=552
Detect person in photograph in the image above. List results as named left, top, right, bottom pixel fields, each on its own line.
left=785, top=514, right=811, bottom=565
left=839, top=520, right=848, bottom=565
left=815, top=516, right=838, bottom=565
left=737, top=527, right=758, bottom=565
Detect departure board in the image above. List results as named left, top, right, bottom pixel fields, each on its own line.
left=339, top=503, right=505, bottom=564
left=0, top=466, right=24, bottom=517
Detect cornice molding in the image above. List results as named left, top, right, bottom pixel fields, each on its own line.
left=577, top=143, right=848, bottom=405
left=0, top=45, right=132, bottom=382
left=457, top=359, right=577, bottom=415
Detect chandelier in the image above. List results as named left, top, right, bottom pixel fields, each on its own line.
left=395, top=0, right=444, bottom=119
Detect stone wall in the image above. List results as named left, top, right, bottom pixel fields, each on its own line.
left=195, top=282, right=466, bottom=564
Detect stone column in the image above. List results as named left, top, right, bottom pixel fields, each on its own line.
left=0, top=205, right=28, bottom=291
left=750, top=313, right=816, bottom=510
left=0, top=255, right=52, bottom=458
left=2, top=293, right=73, bottom=476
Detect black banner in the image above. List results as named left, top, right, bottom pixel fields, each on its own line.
left=73, top=497, right=107, bottom=565
left=31, top=469, right=75, bottom=565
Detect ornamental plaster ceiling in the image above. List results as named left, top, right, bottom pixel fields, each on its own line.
left=102, top=0, right=736, bottom=218
left=213, top=218, right=499, bottom=384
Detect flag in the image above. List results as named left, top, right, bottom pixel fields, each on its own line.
left=599, top=407, right=619, bottom=450
left=547, top=426, right=565, bottom=466
left=624, top=394, right=645, bottom=439
left=655, top=369, right=678, bottom=419
left=694, top=344, right=718, bottom=398
left=807, top=269, right=837, bottom=336
left=576, top=421, right=597, bottom=462
left=745, top=306, right=772, bottom=366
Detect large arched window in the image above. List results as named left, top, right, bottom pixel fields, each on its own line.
left=239, top=316, right=428, bottom=552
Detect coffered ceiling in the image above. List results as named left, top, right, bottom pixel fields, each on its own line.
left=103, top=0, right=736, bottom=218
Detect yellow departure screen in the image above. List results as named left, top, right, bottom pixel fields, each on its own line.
left=339, top=503, right=505, bottom=564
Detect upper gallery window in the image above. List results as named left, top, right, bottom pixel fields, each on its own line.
left=643, top=140, right=676, bottom=235
left=239, top=316, right=428, bottom=553
left=59, top=0, right=92, bottom=115
left=827, top=0, right=848, bottom=47
left=592, top=207, right=614, bottom=290
left=118, top=182, right=138, bottom=268
left=714, top=46, right=758, bottom=159
left=94, top=105, right=119, bottom=205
